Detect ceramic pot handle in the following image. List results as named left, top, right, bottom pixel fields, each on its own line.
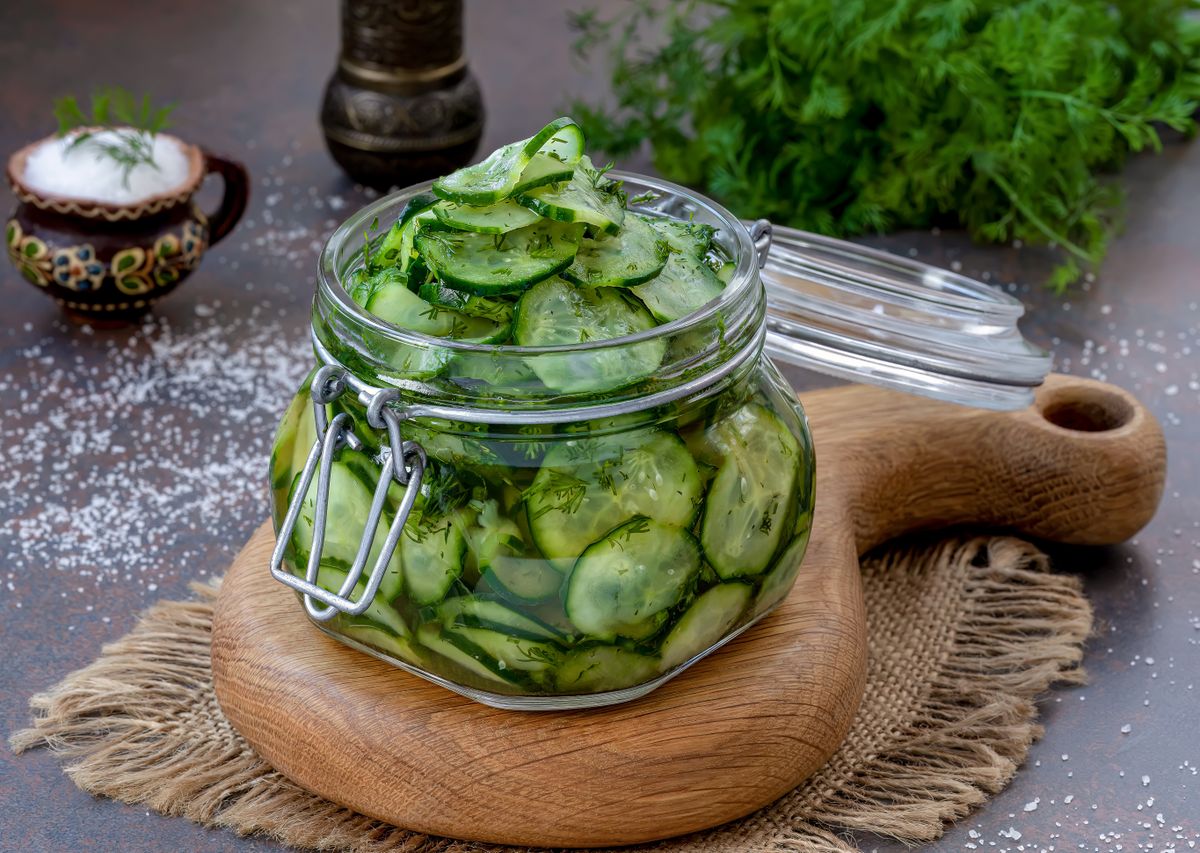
left=200, top=150, right=249, bottom=247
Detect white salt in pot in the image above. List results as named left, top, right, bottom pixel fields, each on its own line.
left=5, top=130, right=248, bottom=325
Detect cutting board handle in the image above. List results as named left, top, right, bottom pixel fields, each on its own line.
left=819, top=374, right=1167, bottom=552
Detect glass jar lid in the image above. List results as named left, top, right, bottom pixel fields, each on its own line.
left=757, top=224, right=1052, bottom=410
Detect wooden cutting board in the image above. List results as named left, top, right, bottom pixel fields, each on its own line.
left=211, top=374, right=1165, bottom=847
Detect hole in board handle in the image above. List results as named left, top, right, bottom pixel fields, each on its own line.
left=1040, top=387, right=1135, bottom=433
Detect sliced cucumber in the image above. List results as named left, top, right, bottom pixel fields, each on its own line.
left=432, top=117, right=582, bottom=205
left=716, top=260, right=735, bottom=284
left=432, top=198, right=542, bottom=234
left=555, top=645, right=660, bottom=693
left=402, top=511, right=468, bottom=606
left=752, top=513, right=812, bottom=618
left=516, top=156, right=624, bottom=236
left=700, top=404, right=803, bottom=579
left=437, top=595, right=565, bottom=643
left=270, top=383, right=307, bottom=495
left=462, top=498, right=523, bottom=579
left=443, top=624, right=560, bottom=673
left=513, top=278, right=666, bottom=393
left=525, top=430, right=703, bottom=568
left=444, top=351, right=540, bottom=388
left=338, top=621, right=424, bottom=665
left=630, top=215, right=725, bottom=323
left=537, top=121, right=586, bottom=163
left=513, top=154, right=575, bottom=194
left=560, top=213, right=668, bottom=288
left=377, top=199, right=439, bottom=273
left=417, top=622, right=519, bottom=686
left=659, top=583, right=752, bottom=671
left=289, top=398, right=317, bottom=486
left=345, top=267, right=372, bottom=307
left=289, top=452, right=404, bottom=602
left=565, top=518, right=701, bottom=641
left=349, top=265, right=409, bottom=309
left=417, top=281, right=514, bottom=326
left=315, top=565, right=409, bottom=637
left=365, top=282, right=454, bottom=335
left=367, top=281, right=509, bottom=342
left=416, top=220, right=583, bottom=295
left=482, top=556, right=563, bottom=604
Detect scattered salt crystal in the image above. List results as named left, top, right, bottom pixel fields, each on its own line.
left=20, top=130, right=191, bottom=205
left=1121, top=723, right=1133, bottom=734
left=1024, top=798, right=1039, bottom=812
left=1, top=311, right=308, bottom=610
left=1142, top=775, right=1151, bottom=786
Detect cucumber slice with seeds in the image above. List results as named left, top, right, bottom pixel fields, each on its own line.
left=513, top=278, right=666, bottom=393
left=416, top=221, right=584, bottom=295
left=565, top=518, right=702, bottom=641
left=433, top=198, right=542, bottom=234
left=630, top=216, right=726, bottom=323
left=516, top=156, right=625, bottom=235
left=659, top=582, right=752, bottom=671
left=525, top=429, right=703, bottom=569
left=402, top=511, right=468, bottom=606
left=700, top=403, right=803, bottom=578
left=432, top=117, right=582, bottom=205
left=560, top=213, right=668, bottom=288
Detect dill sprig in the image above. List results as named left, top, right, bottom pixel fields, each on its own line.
left=569, top=0, right=1200, bottom=291
left=54, top=87, right=176, bottom=188
left=523, top=469, right=590, bottom=518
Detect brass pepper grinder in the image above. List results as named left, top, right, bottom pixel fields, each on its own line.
left=321, top=0, right=484, bottom=188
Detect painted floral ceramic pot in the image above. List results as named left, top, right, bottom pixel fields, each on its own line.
left=5, top=133, right=248, bottom=325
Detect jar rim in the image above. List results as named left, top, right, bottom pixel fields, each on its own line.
left=316, top=171, right=760, bottom=355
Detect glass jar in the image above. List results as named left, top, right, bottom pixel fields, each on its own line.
left=268, top=173, right=1049, bottom=710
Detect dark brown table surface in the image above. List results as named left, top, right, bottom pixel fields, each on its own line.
left=2, top=2, right=1198, bottom=851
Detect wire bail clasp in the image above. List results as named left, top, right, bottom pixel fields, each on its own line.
left=749, top=219, right=773, bottom=270
left=268, top=365, right=426, bottom=621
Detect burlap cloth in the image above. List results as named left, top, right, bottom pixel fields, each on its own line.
left=11, top=535, right=1092, bottom=852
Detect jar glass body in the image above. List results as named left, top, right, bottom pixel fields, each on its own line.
left=268, top=176, right=815, bottom=709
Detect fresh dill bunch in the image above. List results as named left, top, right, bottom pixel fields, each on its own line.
left=569, top=0, right=1200, bottom=291
left=53, top=87, right=176, bottom=188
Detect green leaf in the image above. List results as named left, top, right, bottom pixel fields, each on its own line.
left=569, top=0, right=1200, bottom=292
